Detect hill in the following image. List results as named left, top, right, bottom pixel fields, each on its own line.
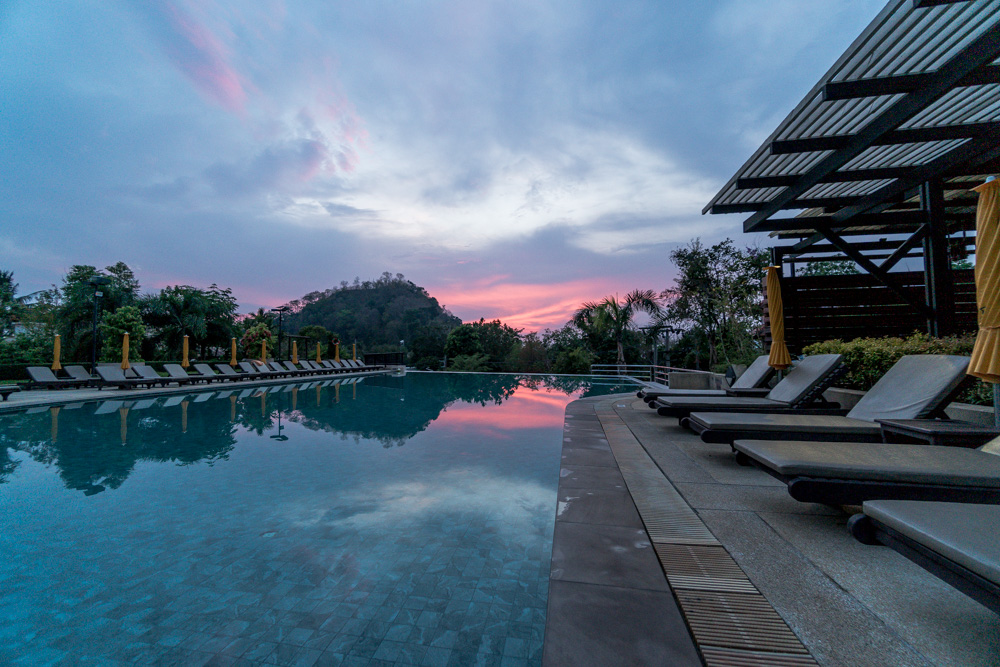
left=284, top=273, right=461, bottom=348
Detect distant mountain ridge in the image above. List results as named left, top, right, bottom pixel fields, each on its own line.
left=284, top=272, right=461, bottom=347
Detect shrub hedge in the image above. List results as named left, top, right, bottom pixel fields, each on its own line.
left=803, top=332, right=992, bottom=406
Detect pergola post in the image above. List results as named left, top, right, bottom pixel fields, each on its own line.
left=920, top=179, right=955, bottom=336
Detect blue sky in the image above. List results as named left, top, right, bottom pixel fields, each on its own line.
left=1, top=0, right=885, bottom=330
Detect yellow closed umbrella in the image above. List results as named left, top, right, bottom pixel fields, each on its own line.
left=230, top=337, right=238, bottom=367
left=969, top=179, right=1000, bottom=427
left=292, top=341, right=298, bottom=364
left=334, top=341, right=340, bottom=362
left=765, top=266, right=792, bottom=370
left=120, top=333, right=131, bottom=370
left=51, top=334, right=62, bottom=371
left=352, top=343, right=357, bottom=361
left=181, top=335, right=190, bottom=368
left=261, top=339, right=267, bottom=364
left=316, top=341, right=322, bottom=364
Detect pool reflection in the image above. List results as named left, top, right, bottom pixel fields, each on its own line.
left=0, top=373, right=636, bottom=495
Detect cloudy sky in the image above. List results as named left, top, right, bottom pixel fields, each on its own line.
left=1, top=0, right=885, bottom=331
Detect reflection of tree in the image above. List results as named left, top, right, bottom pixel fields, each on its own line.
left=0, top=400, right=237, bottom=495
left=0, top=374, right=637, bottom=491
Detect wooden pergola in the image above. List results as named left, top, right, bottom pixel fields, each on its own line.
left=704, top=0, right=1000, bottom=351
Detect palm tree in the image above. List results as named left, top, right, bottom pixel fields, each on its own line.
left=573, top=289, right=663, bottom=367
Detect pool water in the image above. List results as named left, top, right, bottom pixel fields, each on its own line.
left=0, top=373, right=637, bottom=666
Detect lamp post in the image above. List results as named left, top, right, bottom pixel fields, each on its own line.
left=88, top=276, right=111, bottom=375
left=270, top=306, right=289, bottom=361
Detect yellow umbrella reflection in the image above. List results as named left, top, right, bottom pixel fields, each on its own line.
left=291, top=386, right=298, bottom=411
left=335, top=383, right=340, bottom=403
left=181, top=400, right=189, bottom=433
left=119, top=406, right=129, bottom=444
left=353, top=382, right=356, bottom=401
left=292, top=341, right=298, bottom=364
left=50, top=406, right=61, bottom=443
left=969, top=178, right=1000, bottom=427
left=181, top=335, right=190, bottom=368
left=230, top=337, right=238, bottom=367
left=765, top=267, right=792, bottom=371
left=230, top=393, right=237, bottom=422
left=316, top=384, right=321, bottom=406
left=51, top=334, right=62, bottom=371
left=120, top=333, right=131, bottom=370
left=334, top=341, right=340, bottom=362
left=316, top=342, right=322, bottom=364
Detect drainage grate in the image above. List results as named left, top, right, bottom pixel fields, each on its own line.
left=593, top=401, right=819, bottom=666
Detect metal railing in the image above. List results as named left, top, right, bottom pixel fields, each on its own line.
left=590, top=364, right=714, bottom=383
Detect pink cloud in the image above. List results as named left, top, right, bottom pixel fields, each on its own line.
left=149, top=1, right=248, bottom=113
left=427, top=276, right=648, bottom=332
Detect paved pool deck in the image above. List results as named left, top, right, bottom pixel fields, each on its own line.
left=544, top=394, right=1000, bottom=667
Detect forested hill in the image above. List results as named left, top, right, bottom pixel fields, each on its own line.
left=284, top=273, right=461, bottom=347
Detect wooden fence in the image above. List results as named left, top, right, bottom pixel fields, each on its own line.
left=765, top=269, right=978, bottom=353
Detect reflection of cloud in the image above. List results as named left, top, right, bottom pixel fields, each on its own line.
left=281, top=467, right=553, bottom=537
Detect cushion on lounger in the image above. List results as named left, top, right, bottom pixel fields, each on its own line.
left=764, top=354, right=842, bottom=405
left=690, top=412, right=883, bottom=436
left=845, top=355, right=970, bottom=423
left=863, top=500, right=1000, bottom=586
left=733, top=440, right=1000, bottom=487
left=732, top=355, right=776, bottom=390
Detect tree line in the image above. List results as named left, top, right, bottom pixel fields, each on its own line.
left=1, top=238, right=769, bottom=373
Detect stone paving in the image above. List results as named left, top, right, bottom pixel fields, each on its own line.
left=546, top=393, right=1000, bottom=667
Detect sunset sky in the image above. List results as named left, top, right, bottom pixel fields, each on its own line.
left=1, top=1, right=884, bottom=331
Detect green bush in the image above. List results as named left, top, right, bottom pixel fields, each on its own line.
left=552, top=347, right=595, bottom=375
left=447, top=353, right=492, bottom=372
left=803, top=331, right=989, bottom=405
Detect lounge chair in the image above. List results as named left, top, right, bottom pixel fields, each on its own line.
left=733, top=436, right=1000, bottom=505
left=26, top=366, right=90, bottom=390
left=131, top=364, right=171, bottom=387
left=163, top=364, right=200, bottom=385
left=639, top=355, right=776, bottom=402
left=848, top=499, right=1000, bottom=614
left=214, top=364, right=248, bottom=380
left=654, top=354, right=845, bottom=422
left=64, top=365, right=98, bottom=386
left=95, top=366, right=156, bottom=389
left=193, top=363, right=226, bottom=382
left=0, top=385, right=20, bottom=400
left=282, top=361, right=314, bottom=376
left=688, top=355, right=970, bottom=445
left=239, top=361, right=264, bottom=377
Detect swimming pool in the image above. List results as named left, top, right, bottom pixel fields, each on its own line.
left=0, top=372, right=638, bottom=666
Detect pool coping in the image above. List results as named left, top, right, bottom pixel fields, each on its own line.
left=544, top=395, right=819, bottom=667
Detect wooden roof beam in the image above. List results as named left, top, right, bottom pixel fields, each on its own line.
left=741, top=21, right=1000, bottom=233
left=823, top=64, right=1000, bottom=101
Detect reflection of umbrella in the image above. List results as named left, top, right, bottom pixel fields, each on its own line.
left=335, top=383, right=340, bottom=403
left=970, top=179, right=1000, bottom=427
left=316, top=384, right=321, bottom=406
left=50, top=406, right=60, bottom=443
left=765, top=267, right=792, bottom=370
left=52, top=335, right=62, bottom=371
left=119, top=406, right=129, bottom=444
left=230, top=337, right=238, bottom=367
left=291, top=386, right=298, bottom=411
left=292, top=341, right=298, bottom=364
left=334, top=341, right=340, bottom=362
left=181, top=400, right=189, bottom=433
left=316, top=342, right=322, bottom=364
left=182, top=335, right=190, bottom=368
left=120, top=333, right=131, bottom=370
left=230, top=394, right=237, bottom=421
